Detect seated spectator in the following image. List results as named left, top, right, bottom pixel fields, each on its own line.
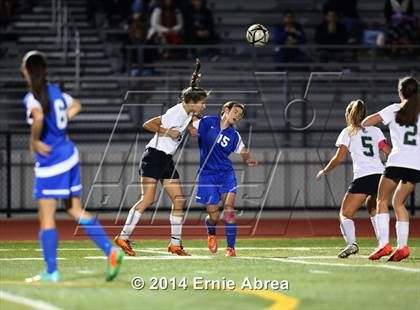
left=323, top=0, right=364, bottom=43
left=272, top=11, right=308, bottom=63
left=384, top=0, right=418, bottom=54
left=131, top=0, right=158, bottom=19
left=315, top=10, right=349, bottom=61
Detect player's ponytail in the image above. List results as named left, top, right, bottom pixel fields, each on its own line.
left=180, top=59, right=209, bottom=104
left=396, top=76, right=419, bottom=127
left=345, top=99, right=366, bottom=136
left=21, top=51, right=50, bottom=114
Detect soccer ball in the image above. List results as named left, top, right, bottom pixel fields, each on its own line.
left=246, top=24, right=269, bottom=47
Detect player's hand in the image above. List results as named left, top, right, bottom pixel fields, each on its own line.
left=315, top=170, right=325, bottom=181
left=246, top=158, right=258, bottom=166
left=32, top=140, right=51, bottom=156
left=167, top=129, right=182, bottom=140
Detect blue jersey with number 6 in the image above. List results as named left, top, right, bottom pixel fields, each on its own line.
left=23, top=83, right=81, bottom=199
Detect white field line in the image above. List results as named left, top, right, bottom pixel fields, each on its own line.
left=308, top=269, right=330, bottom=274
left=0, top=290, right=61, bottom=310
left=85, top=255, right=212, bottom=260
left=0, top=258, right=66, bottom=261
left=239, top=256, right=420, bottom=273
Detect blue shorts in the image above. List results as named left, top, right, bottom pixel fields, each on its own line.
left=33, top=163, right=82, bottom=199
left=196, top=170, right=237, bottom=205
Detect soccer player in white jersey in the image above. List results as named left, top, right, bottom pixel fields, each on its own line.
left=362, top=76, right=420, bottom=262
left=21, top=51, right=123, bottom=282
left=115, top=60, right=207, bottom=256
left=316, top=100, right=391, bottom=258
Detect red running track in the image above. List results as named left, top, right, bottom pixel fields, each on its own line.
left=1, top=218, right=420, bottom=240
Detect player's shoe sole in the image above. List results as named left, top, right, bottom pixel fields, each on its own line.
left=168, top=243, right=191, bottom=256
left=338, top=243, right=359, bottom=258
left=208, top=235, right=218, bottom=254
left=368, top=243, right=393, bottom=260
left=226, top=247, right=236, bottom=257
left=106, top=248, right=124, bottom=281
left=114, top=236, right=136, bottom=256
left=388, top=246, right=410, bottom=262
left=25, top=270, right=61, bottom=283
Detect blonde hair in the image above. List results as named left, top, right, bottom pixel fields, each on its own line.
left=345, top=99, right=366, bottom=135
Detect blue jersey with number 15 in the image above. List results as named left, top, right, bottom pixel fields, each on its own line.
left=23, top=83, right=77, bottom=171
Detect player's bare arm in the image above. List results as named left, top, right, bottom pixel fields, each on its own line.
left=143, top=116, right=181, bottom=140
left=240, top=147, right=257, bottom=166
left=362, top=113, right=383, bottom=127
left=316, top=145, right=347, bottom=181
left=67, top=99, right=82, bottom=121
left=30, top=107, right=51, bottom=156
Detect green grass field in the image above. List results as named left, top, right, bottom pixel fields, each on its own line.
left=1, top=238, right=419, bottom=310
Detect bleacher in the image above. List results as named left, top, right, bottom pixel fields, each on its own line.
left=0, top=0, right=419, bottom=146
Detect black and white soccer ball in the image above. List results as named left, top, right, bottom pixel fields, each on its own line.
left=246, top=24, right=269, bottom=47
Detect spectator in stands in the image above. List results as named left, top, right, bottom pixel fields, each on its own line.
left=272, top=11, right=308, bottom=63
left=147, top=0, right=184, bottom=58
left=384, top=0, right=418, bottom=54
left=315, top=10, right=349, bottom=61
left=131, top=0, right=158, bottom=19
left=323, top=0, right=364, bottom=44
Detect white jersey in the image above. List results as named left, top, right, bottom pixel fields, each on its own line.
left=145, top=103, right=193, bottom=155
left=336, top=126, right=386, bottom=180
left=378, top=103, right=420, bottom=171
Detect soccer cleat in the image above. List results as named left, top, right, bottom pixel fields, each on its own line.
left=388, top=246, right=410, bottom=262
left=25, top=270, right=61, bottom=283
left=338, top=243, right=359, bottom=258
left=167, top=243, right=191, bottom=256
left=114, top=235, right=136, bottom=256
left=207, top=235, right=218, bottom=254
left=368, top=243, right=393, bottom=260
left=226, top=247, right=236, bottom=257
left=106, top=248, right=124, bottom=281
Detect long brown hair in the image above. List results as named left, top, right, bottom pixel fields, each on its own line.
left=396, top=76, right=419, bottom=126
left=21, top=51, right=50, bottom=114
left=179, top=59, right=209, bottom=103
left=345, top=99, right=366, bottom=135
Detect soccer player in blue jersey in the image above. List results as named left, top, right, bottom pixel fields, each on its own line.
left=21, top=51, right=123, bottom=282
left=190, top=101, right=258, bottom=256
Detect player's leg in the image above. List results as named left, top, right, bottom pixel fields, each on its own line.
left=337, top=192, right=365, bottom=258
left=206, top=204, right=220, bottom=254
left=388, top=181, right=415, bottom=261
left=162, top=178, right=190, bottom=256
left=365, top=195, right=379, bottom=241
left=116, top=176, right=158, bottom=256
left=222, top=192, right=237, bottom=257
left=368, top=175, right=397, bottom=260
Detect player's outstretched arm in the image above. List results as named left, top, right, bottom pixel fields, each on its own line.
left=30, top=108, right=51, bottom=156
left=316, top=145, right=347, bottom=181
left=240, top=147, right=257, bottom=166
left=67, top=99, right=82, bottom=121
left=362, top=113, right=382, bottom=127
left=143, top=116, right=181, bottom=140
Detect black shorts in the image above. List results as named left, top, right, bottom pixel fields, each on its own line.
left=384, top=166, right=420, bottom=184
left=347, top=174, right=382, bottom=196
left=139, top=148, right=180, bottom=180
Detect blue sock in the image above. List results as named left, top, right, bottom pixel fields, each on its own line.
left=39, top=228, right=58, bottom=274
left=225, top=222, right=237, bottom=249
left=80, top=218, right=112, bottom=256
left=205, top=216, right=217, bottom=236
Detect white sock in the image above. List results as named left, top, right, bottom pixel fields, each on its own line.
left=120, top=207, right=142, bottom=240
left=170, top=215, right=183, bottom=246
left=396, top=221, right=409, bottom=249
left=376, top=213, right=390, bottom=248
left=341, top=218, right=356, bottom=245
left=370, top=216, right=379, bottom=241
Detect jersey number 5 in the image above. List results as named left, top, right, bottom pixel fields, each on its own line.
left=54, top=99, right=68, bottom=129
left=403, top=125, right=417, bottom=146
left=361, top=136, right=374, bottom=157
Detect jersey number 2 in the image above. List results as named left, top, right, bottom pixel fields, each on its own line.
left=361, top=136, right=374, bottom=157
left=54, top=99, right=68, bottom=129
left=403, top=125, right=417, bottom=146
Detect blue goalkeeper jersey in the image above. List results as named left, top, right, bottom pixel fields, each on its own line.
left=23, top=83, right=78, bottom=177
